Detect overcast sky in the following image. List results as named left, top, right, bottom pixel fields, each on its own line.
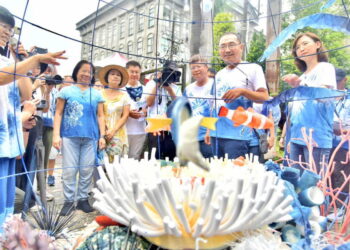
left=0, top=0, right=275, bottom=75
left=0, top=0, right=109, bottom=75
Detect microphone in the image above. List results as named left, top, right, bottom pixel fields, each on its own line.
left=9, top=37, right=26, bottom=61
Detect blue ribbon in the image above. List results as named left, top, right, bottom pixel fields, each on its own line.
left=259, top=13, right=350, bottom=62
left=262, top=86, right=344, bottom=116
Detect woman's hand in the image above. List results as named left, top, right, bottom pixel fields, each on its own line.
left=279, top=137, right=285, bottom=148
left=268, top=135, right=275, bottom=149
left=52, top=135, right=62, bottom=150
left=99, top=137, right=106, bottom=150
left=105, top=128, right=116, bottom=141
left=282, top=74, right=301, bottom=87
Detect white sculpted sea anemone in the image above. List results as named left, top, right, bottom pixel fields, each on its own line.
left=92, top=157, right=293, bottom=249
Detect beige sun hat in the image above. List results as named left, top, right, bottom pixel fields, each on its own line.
left=98, top=64, right=129, bottom=88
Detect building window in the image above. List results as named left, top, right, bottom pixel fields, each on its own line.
left=100, top=25, right=106, bottom=46
left=163, top=5, right=171, bottom=29
left=107, top=21, right=112, bottom=50
left=112, top=18, right=117, bottom=46
left=147, top=34, right=153, bottom=53
left=119, top=43, right=124, bottom=53
left=85, top=32, right=92, bottom=56
left=174, top=11, right=180, bottom=36
left=129, top=14, right=134, bottom=36
left=148, top=5, right=155, bottom=28
left=120, top=17, right=125, bottom=38
left=138, top=8, right=144, bottom=32
left=94, top=51, right=99, bottom=61
left=160, top=37, right=170, bottom=55
left=94, top=28, right=99, bottom=45
left=137, top=38, right=143, bottom=55
left=127, top=41, right=133, bottom=54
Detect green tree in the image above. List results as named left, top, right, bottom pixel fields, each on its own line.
left=213, top=0, right=231, bottom=16
left=247, top=31, right=266, bottom=71
left=211, top=12, right=235, bottom=72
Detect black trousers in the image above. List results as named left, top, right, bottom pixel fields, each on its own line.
left=148, top=132, right=176, bottom=161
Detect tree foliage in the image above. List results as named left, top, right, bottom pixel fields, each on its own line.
left=247, top=31, right=266, bottom=71
left=211, top=12, right=235, bottom=72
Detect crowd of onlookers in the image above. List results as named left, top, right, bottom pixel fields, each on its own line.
left=0, top=4, right=349, bottom=229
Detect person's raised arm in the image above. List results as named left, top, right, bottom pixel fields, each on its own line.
left=0, top=51, right=66, bottom=86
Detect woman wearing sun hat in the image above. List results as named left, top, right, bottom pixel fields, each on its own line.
left=99, top=64, right=130, bottom=163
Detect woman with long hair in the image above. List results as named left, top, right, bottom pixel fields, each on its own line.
left=53, top=60, right=105, bottom=216
left=282, top=32, right=336, bottom=172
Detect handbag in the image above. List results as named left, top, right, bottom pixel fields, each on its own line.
left=253, top=129, right=269, bottom=154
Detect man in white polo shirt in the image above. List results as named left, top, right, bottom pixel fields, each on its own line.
left=125, top=61, right=147, bottom=160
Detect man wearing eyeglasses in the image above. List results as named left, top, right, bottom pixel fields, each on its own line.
left=0, top=5, right=65, bottom=230
left=209, top=32, right=269, bottom=159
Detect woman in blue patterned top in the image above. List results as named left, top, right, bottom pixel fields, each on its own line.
left=53, top=60, right=106, bottom=216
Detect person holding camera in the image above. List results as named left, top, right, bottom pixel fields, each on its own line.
left=0, top=5, right=65, bottom=229
left=145, top=63, right=181, bottom=160
left=53, top=60, right=105, bottom=216
left=98, top=64, right=130, bottom=163
left=15, top=63, right=56, bottom=212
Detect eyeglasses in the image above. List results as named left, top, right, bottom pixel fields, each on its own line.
left=0, top=22, right=15, bottom=36
left=219, top=42, right=241, bottom=50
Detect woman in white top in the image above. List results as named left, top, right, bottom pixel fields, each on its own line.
left=282, top=32, right=336, bottom=173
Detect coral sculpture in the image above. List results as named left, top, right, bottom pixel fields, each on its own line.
left=93, top=156, right=294, bottom=249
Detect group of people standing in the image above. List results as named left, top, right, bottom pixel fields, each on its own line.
left=0, top=3, right=349, bottom=231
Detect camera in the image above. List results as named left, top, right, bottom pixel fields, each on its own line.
left=36, top=99, right=47, bottom=110
left=155, top=60, right=181, bottom=87
left=28, top=46, right=48, bottom=57
left=44, top=74, right=63, bottom=85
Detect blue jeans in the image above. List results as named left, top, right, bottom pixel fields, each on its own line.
left=0, top=158, right=16, bottom=231
left=62, top=137, right=97, bottom=202
left=199, top=140, right=214, bottom=159
left=290, top=142, right=331, bottom=173
left=210, top=137, right=249, bottom=159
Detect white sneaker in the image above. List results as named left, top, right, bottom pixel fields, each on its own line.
left=30, top=205, right=42, bottom=212
left=46, top=192, right=54, bottom=201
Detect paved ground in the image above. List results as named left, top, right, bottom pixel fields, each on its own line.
left=31, top=154, right=101, bottom=249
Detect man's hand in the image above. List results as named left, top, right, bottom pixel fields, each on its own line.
left=23, top=118, right=36, bottom=130
left=129, top=109, right=142, bottom=119
left=282, top=74, right=301, bottom=88
left=35, top=51, right=67, bottom=66
left=9, top=43, right=29, bottom=62
left=222, top=88, right=244, bottom=103
left=22, top=99, right=39, bottom=121
left=204, top=133, right=211, bottom=145
left=33, top=74, right=46, bottom=90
